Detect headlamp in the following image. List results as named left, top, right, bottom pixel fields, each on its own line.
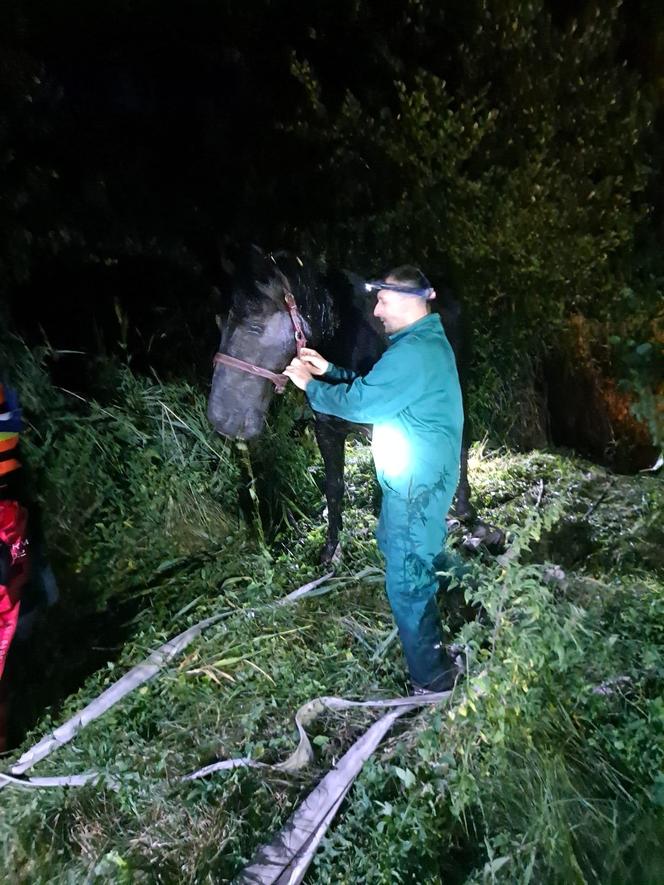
left=364, top=279, right=436, bottom=300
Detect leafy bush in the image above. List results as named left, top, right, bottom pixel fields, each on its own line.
left=0, top=366, right=661, bottom=885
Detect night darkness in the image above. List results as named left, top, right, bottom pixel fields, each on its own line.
left=2, top=0, right=662, bottom=364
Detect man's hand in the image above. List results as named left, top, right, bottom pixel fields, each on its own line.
left=298, top=347, right=330, bottom=376
left=283, top=357, right=315, bottom=391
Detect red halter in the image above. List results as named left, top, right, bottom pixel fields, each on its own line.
left=212, top=290, right=308, bottom=394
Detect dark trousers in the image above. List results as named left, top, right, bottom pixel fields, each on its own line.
left=376, top=481, right=455, bottom=689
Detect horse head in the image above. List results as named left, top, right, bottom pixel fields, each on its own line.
left=207, top=245, right=316, bottom=440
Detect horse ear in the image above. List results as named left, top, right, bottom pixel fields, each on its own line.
left=249, top=243, right=268, bottom=273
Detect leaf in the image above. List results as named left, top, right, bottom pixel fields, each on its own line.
left=484, top=855, right=511, bottom=878
left=394, top=767, right=417, bottom=789
left=650, top=775, right=664, bottom=808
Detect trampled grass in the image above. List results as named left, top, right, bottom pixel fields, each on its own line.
left=0, top=352, right=663, bottom=884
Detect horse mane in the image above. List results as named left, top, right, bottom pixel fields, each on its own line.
left=270, top=251, right=343, bottom=345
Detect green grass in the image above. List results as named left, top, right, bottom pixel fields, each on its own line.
left=0, top=348, right=663, bottom=884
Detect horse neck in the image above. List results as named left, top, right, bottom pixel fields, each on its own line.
left=290, top=275, right=339, bottom=350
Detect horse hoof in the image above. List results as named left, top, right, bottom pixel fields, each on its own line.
left=446, top=517, right=463, bottom=533
left=320, top=541, right=342, bottom=565
left=463, top=521, right=507, bottom=555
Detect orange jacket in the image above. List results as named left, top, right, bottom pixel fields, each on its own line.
left=0, top=500, right=29, bottom=680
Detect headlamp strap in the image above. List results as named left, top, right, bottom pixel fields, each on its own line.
left=365, top=280, right=436, bottom=300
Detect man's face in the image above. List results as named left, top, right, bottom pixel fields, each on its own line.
left=373, top=287, right=416, bottom=334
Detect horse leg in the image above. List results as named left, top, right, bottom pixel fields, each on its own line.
left=453, top=439, right=475, bottom=523
left=314, top=415, right=347, bottom=563
left=453, top=421, right=506, bottom=554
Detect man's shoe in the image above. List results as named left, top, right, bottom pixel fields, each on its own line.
left=447, top=643, right=468, bottom=676
left=410, top=669, right=458, bottom=696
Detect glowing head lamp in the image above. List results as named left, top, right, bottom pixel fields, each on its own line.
left=364, top=279, right=436, bottom=300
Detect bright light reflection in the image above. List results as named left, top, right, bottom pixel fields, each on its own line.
left=371, top=424, right=411, bottom=478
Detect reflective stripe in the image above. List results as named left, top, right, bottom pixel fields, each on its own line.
left=0, top=383, right=24, bottom=434
left=0, top=435, right=19, bottom=453
left=0, top=459, right=21, bottom=476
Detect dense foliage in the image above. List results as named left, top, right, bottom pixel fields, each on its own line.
left=284, top=0, right=662, bottom=456
left=1, top=351, right=662, bottom=883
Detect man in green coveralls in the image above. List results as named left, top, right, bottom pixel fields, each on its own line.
left=284, top=266, right=464, bottom=693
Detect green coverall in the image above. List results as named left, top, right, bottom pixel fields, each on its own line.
left=306, top=312, right=464, bottom=689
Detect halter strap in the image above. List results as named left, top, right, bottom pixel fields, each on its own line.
left=212, top=353, right=288, bottom=393
left=212, top=290, right=308, bottom=393
left=284, top=291, right=307, bottom=356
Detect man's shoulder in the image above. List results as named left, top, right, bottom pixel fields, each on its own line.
left=402, top=322, right=449, bottom=355
left=389, top=334, right=429, bottom=362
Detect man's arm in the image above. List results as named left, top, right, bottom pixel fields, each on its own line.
left=305, top=343, right=426, bottom=424
left=323, top=364, right=358, bottom=384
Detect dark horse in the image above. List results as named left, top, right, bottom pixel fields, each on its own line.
left=208, top=246, right=477, bottom=562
